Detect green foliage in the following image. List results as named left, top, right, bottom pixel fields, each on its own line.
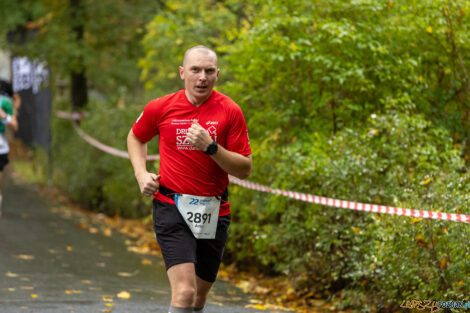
left=220, top=0, right=470, bottom=310
left=139, top=0, right=256, bottom=92
left=0, top=0, right=162, bottom=94
left=50, top=98, right=157, bottom=218
left=8, top=0, right=470, bottom=311
left=228, top=113, right=469, bottom=310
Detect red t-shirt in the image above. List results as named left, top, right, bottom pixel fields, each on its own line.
left=132, top=89, right=251, bottom=216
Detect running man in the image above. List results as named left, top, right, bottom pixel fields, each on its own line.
left=127, top=45, right=252, bottom=313
left=0, top=80, right=19, bottom=217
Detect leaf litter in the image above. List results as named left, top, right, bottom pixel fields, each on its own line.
left=43, top=184, right=351, bottom=313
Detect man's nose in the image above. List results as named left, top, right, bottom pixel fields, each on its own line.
left=198, top=71, right=207, bottom=81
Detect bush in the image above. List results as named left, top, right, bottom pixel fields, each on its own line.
left=50, top=98, right=158, bottom=218
left=227, top=113, right=469, bottom=311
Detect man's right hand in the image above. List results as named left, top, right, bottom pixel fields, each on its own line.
left=135, top=172, right=160, bottom=197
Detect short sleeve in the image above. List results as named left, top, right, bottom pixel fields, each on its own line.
left=226, top=105, right=251, bottom=156
left=131, top=100, right=160, bottom=143
left=1, top=97, right=13, bottom=115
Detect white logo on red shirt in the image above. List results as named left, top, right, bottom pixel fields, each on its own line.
left=173, top=119, right=218, bottom=150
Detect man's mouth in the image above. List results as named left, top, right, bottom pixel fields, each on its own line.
left=196, top=85, right=207, bottom=90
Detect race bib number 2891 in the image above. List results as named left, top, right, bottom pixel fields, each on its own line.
left=175, top=194, right=221, bottom=239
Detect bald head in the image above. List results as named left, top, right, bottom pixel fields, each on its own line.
left=183, top=45, right=218, bottom=67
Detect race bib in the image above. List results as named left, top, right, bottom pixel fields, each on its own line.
left=175, top=194, right=220, bottom=239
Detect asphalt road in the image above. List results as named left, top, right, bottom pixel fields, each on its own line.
left=0, top=167, right=286, bottom=313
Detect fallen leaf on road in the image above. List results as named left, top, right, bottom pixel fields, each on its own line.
left=16, top=254, right=35, bottom=260
left=102, top=295, right=113, bottom=302
left=117, top=291, right=131, bottom=299
left=76, top=223, right=87, bottom=230
left=102, top=228, right=112, bottom=236
left=101, top=310, right=112, bottom=313
left=65, top=290, right=83, bottom=294
left=48, top=249, right=57, bottom=254
left=117, top=270, right=139, bottom=277
left=236, top=281, right=251, bottom=293
left=89, top=227, right=99, bottom=234
left=81, top=280, right=92, bottom=284
left=127, top=245, right=150, bottom=254
left=6, top=272, right=18, bottom=278
left=66, top=246, right=73, bottom=252
left=7, top=288, right=15, bottom=292
left=245, top=304, right=267, bottom=310
left=142, top=258, right=152, bottom=265
left=20, top=286, right=34, bottom=290
left=89, top=287, right=102, bottom=291
left=30, top=294, right=37, bottom=298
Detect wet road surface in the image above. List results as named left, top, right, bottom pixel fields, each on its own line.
left=0, top=168, right=288, bottom=313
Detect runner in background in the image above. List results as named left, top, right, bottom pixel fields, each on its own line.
left=0, top=80, right=20, bottom=217
left=127, top=45, right=252, bottom=313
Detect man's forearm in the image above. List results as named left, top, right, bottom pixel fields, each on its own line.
left=9, top=115, right=18, bottom=132
left=127, top=129, right=160, bottom=196
left=210, top=146, right=252, bottom=180
left=127, top=130, right=148, bottom=176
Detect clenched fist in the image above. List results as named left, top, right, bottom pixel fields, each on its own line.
left=186, top=122, right=213, bottom=151
left=135, top=172, right=160, bottom=197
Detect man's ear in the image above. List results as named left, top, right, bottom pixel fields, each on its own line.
left=179, top=66, right=185, bottom=80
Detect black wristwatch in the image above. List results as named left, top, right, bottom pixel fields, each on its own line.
left=204, top=141, right=218, bottom=155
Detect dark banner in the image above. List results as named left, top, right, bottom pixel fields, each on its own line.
left=11, top=56, right=51, bottom=149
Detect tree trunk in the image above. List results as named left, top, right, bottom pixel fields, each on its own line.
left=70, top=0, right=88, bottom=109
left=463, top=108, right=470, bottom=166
left=71, top=70, right=87, bottom=109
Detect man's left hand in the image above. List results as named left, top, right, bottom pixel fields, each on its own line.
left=187, top=122, right=213, bottom=152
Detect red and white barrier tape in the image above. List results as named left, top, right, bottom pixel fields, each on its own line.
left=57, top=111, right=159, bottom=161
left=56, top=111, right=88, bottom=121
left=57, top=111, right=470, bottom=224
left=228, top=176, right=470, bottom=224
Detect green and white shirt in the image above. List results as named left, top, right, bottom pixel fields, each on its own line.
left=0, top=96, right=13, bottom=154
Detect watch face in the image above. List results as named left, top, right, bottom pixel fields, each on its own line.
left=205, top=142, right=218, bottom=155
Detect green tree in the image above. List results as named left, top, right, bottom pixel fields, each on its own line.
left=0, top=0, right=163, bottom=104
left=139, top=0, right=257, bottom=93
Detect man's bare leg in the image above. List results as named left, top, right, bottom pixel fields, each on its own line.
left=194, top=276, right=213, bottom=312
left=167, top=263, right=197, bottom=311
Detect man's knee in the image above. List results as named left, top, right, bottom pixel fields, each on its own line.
left=174, top=286, right=196, bottom=305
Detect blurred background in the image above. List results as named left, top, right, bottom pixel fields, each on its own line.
left=0, top=0, right=469, bottom=312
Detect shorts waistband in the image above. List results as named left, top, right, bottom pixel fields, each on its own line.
left=158, top=185, right=229, bottom=202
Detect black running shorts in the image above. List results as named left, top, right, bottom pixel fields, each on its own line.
left=153, top=199, right=230, bottom=283
left=0, top=154, right=9, bottom=171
